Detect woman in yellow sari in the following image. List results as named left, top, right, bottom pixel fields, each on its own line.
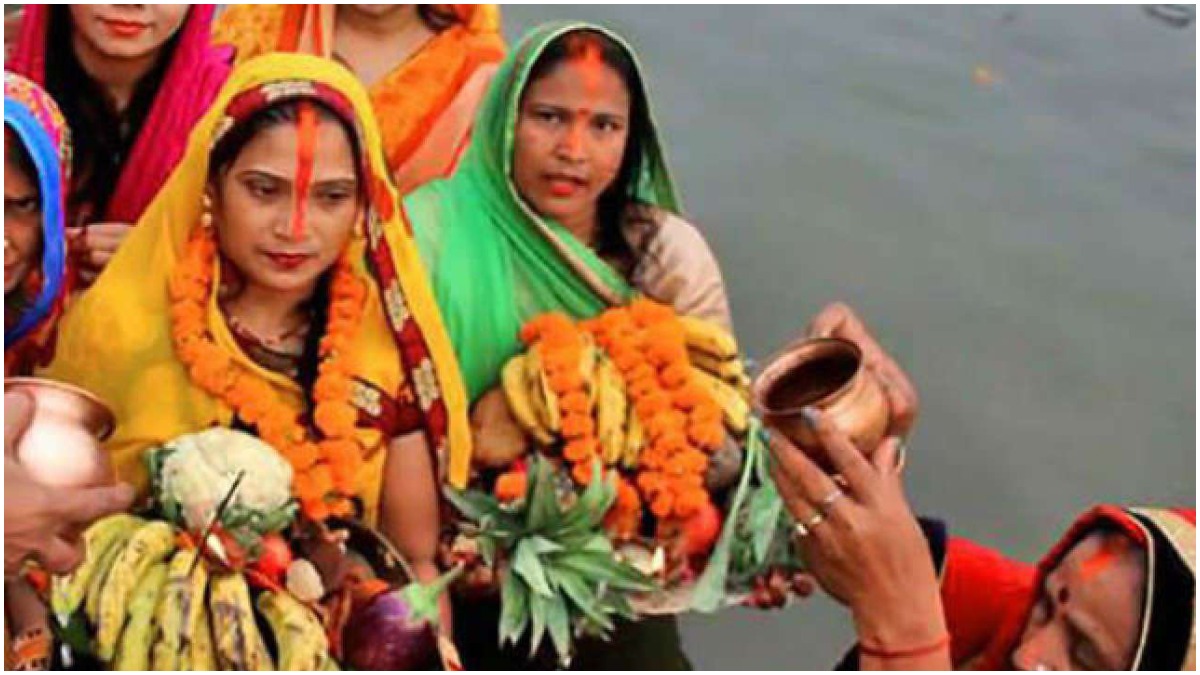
left=42, top=54, right=471, bottom=601
left=214, top=5, right=506, bottom=195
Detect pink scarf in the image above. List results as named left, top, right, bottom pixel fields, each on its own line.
left=9, top=5, right=231, bottom=224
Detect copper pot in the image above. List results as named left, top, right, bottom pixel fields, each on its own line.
left=752, top=338, right=888, bottom=471
left=5, top=377, right=116, bottom=488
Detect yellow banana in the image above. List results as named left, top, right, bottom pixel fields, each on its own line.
left=579, top=334, right=598, bottom=403
left=622, top=403, right=646, bottom=469
left=97, top=520, right=176, bottom=661
left=688, top=349, right=747, bottom=384
left=691, top=366, right=750, bottom=435
left=257, top=589, right=330, bottom=670
left=153, top=549, right=208, bottom=671
left=526, top=346, right=561, bottom=433
left=594, top=357, right=627, bottom=465
left=680, top=316, right=739, bottom=360
left=52, top=514, right=142, bottom=620
left=85, top=538, right=128, bottom=627
left=190, top=599, right=217, bottom=671
left=501, top=355, right=554, bottom=445
left=112, top=561, right=168, bottom=671
left=210, top=572, right=274, bottom=670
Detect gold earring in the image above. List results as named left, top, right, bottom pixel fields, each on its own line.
left=200, top=194, right=214, bottom=231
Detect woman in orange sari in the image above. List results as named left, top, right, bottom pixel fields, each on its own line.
left=213, top=4, right=506, bottom=195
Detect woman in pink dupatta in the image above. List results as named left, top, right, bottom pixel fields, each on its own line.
left=9, top=4, right=231, bottom=286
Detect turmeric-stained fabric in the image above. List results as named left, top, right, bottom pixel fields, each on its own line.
left=41, top=54, right=472, bottom=517
left=213, top=4, right=506, bottom=194
left=4, top=73, right=72, bottom=376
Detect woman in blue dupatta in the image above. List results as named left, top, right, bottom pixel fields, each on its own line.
left=5, top=71, right=71, bottom=378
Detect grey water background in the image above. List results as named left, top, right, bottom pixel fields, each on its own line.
left=504, top=6, right=1196, bottom=669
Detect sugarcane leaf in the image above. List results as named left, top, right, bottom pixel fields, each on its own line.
left=691, top=417, right=763, bottom=612
left=513, top=539, right=553, bottom=597
left=499, top=569, right=530, bottom=647
left=544, top=592, right=572, bottom=663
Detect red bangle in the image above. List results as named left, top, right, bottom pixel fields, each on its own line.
left=858, top=633, right=950, bottom=660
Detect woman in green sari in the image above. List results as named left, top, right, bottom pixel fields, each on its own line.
left=406, top=21, right=732, bottom=669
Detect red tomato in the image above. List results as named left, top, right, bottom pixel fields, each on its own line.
left=682, top=500, right=722, bottom=557
left=252, top=532, right=294, bottom=583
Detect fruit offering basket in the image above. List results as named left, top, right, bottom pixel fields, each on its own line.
left=47, top=428, right=459, bottom=671
left=445, top=299, right=806, bottom=663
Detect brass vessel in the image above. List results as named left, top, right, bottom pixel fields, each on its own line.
left=5, top=377, right=115, bottom=488
left=752, top=337, right=888, bottom=470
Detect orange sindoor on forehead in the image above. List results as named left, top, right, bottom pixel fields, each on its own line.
left=291, top=101, right=319, bottom=241
left=1079, top=539, right=1121, bottom=584
left=576, top=41, right=606, bottom=100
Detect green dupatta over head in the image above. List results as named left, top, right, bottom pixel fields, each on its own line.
left=406, top=22, right=680, bottom=401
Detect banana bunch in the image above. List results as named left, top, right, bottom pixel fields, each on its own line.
left=52, top=514, right=334, bottom=671
left=500, top=316, right=751, bottom=470
left=257, top=589, right=334, bottom=670
left=680, top=316, right=752, bottom=399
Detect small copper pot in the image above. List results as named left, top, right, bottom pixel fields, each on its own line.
left=5, top=377, right=116, bottom=488
left=752, top=338, right=888, bottom=471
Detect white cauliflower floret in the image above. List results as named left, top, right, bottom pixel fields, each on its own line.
left=158, top=428, right=294, bottom=531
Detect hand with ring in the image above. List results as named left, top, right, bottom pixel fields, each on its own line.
left=768, top=407, right=949, bottom=669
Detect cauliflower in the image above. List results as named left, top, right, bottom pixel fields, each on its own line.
left=147, top=428, right=298, bottom=539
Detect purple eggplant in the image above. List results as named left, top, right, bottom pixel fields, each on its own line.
left=341, top=566, right=462, bottom=671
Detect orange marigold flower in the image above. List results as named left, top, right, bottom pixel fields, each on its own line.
left=690, top=403, right=722, bottom=426
left=629, top=298, right=673, bottom=326
left=288, top=442, right=321, bottom=471
left=309, top=463, right=335, bottom=496
left=560, top=413, right=595, bottom=439
left=563, top=438, right=599, bottom=463
left=671, top=383, right=707, bottom=410
left=627, top=376, right=658, bottom=400
left=315, top=401, right=358, bottom=437
left=637, top=471, right=665, bottom=494
left=314, top=373, right=353, bottom=401
left=658, top=362, right=691, bottom=390
left=549, top=371, right=584, bottom=395
left=627, top=363, right=657, bottom=384
left=571, top=460, right=597, bottom=485
left=494, top=470, right=528, bottom=503
left=650, top=492, right=675, bottom=518
left=558, top=391, right=590, bottom=414
left=634, top=392, right=671, bottom=420
left=303, top=498, right=330, bottom=522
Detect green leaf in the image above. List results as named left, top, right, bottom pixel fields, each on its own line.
left=528, top=591, right=550, bottom=658
left=556, top=551, right=654, bottom=593
left=499, top=569, right=530, bottom=647
left=746, top=483, right=784, bottom=565
left=691, top=417, right=763, bottom=613
left=580, top=534, right=613, bottom=555
left=526, top=456, right=560, bottom=532
left=543, top=592, right=572, bottom=663
left=527, top=535, right=564, bottom=556
left=546, top=565, right=612, bottom=632
left=513, top=539, right=553, bottom=597
left=443, top=487, right=501, bottom=523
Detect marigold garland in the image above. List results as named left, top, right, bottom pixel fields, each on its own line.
left=520, top=313, right=598, bottom=486
left=519, top=299, right=727, bottom=530
left=169, top=226, right=368, bottom=521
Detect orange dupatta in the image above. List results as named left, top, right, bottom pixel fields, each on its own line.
left=213, top=4, right=506, bottom=194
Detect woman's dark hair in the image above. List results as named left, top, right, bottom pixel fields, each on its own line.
left=44, top=5, right=183, bottom=222
left=4, top=127, right=41, bottom=194
left=207, top=97, right=365, bottom=197
left=524, top=30, right=654, bottom=270
left=206, top=97, right=366, bottom=411
left=416, top=5, right=462, bottom=33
